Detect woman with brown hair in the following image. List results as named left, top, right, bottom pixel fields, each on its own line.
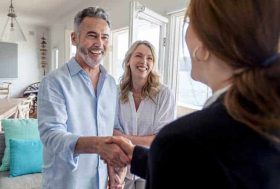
left=109, top=0, right=280, bottom=188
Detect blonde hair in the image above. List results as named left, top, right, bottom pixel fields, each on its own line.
left=119, top=40, right=160, bottom=103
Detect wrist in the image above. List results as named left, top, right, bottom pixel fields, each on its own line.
left=94, top=136, right=108, bottom=154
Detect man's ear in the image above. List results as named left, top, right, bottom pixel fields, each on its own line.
left=71, top=32, right=78, bottom=46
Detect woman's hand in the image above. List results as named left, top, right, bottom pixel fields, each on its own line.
left=108, top=165, right=127, bottom=189
left=106, top=136, right=135, bottom=161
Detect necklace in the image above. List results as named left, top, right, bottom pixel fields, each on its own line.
left=133, top=93, right=143, bottom=100
left=132, top=93, right=142, bottom=111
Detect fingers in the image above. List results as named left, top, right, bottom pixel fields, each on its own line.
left=100, top=136, right=135, bottom=167
left=108, top=165, right=126, bottom=189
left=99, top=141, right=130, bottom=167
left=109, top=136, right=135, bottom=159
left=115, top=166, right=127, bottom=184
left=108, top=166, right=120, bottom=188
left=111, top=145, right=130, bottom=166
left=109, top=183, right=124, bottom=189
left=114, top=174, right=122, bottom=184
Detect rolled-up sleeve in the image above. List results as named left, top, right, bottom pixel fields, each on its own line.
left=38, top=77, right=80, bottom=170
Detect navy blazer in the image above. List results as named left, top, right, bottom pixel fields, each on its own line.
left=131, top=98, right=280, bottom=189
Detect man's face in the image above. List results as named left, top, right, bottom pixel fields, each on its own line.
left=72, top=17, right=110, bottom=68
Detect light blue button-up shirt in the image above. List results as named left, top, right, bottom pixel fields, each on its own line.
left=38, top=58, right=118, bottom=189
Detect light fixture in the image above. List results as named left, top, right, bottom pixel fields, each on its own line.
left=0, top=0, right=27, bottom=42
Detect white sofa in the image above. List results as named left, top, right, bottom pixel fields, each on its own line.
left=0, top=132, right=42, bottom=189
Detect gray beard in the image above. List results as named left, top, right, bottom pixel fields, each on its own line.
left=79, top=47, right=101, bottom=68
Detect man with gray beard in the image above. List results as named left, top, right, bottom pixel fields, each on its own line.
left=38, top=7, right=129, bottom=189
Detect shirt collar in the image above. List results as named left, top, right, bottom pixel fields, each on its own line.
left=67, top=57, right=107, bottom=76
left=203, top=85, right=231, bottom=109
left=67, top=57, right=83, bottom=76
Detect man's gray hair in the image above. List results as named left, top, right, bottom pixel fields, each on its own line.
left=74, top=7, right=111, bottom=32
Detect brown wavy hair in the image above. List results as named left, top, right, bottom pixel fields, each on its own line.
left=188, top=0, right=280, bottom=140
left=119, top=40, right=160, bottom=103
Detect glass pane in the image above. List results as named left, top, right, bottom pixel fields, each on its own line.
left=177, top=17, right=211, bottom=109
left=70, top=43, right=76, bottom=58
left=52, top=48, right=59, bottom=69
left=133, top=17, right=160, bottom=71
left=114, top=31, right=129, bottom=83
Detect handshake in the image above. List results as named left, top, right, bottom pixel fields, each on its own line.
left=75, top=133, right=138, bottom=188
left=98, top=136, right=135, bottom=189
left=98, top=136, right=135, bottom=167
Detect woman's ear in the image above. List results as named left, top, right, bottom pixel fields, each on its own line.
left=200, top=46, right=210, bottom=61
left=71, top=32, right=78, bottom=46
left=193, top=46, right=210, bottom=62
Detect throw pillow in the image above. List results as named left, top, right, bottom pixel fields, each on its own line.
left=9, top=139, right=43, bottom=177
left=0, top=119, right=39, bottom=171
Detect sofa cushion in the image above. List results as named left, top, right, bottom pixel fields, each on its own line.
left=0, top=171, right=42, bottom=189
left=0, top=119, right=39, bottom=172
left=10, top=139, right=43, bottom=177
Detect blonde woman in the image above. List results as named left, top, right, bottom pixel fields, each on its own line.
left=110, top=40, right=175, bottom=189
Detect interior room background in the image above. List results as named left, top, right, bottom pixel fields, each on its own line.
left=0, top=0, right=208, bottom=116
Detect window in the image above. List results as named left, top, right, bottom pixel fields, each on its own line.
left=130, top=1, right=168, bottom=76
left=168, top=10, right=211, bottom=117
left=109, top=1, right=168, bottom=84
left=52, top=48, right=59, bottom=69
left=70, top=43, right=76, bottom=59
left=109, top=28, right=129, bottom=83
left=64, top=29, right=76, bottom=63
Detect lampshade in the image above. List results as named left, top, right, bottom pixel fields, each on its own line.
left=0, top=0, right=27, bottom=42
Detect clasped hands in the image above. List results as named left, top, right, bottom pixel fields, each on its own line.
left=97, top=136, right=135, bottom=189
left=98, top=136, right=135, bottom=167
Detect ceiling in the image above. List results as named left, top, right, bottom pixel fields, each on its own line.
left=0, top=0, right=85, bottom=27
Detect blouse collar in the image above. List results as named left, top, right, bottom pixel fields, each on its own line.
left=203, top=85, right=231, bottom=109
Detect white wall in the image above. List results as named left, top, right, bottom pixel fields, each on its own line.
left=0, top=14, right=49, bottom=97
left=49, top=0, right=186, bottom=70
left=0, top=0, right=186, bottom=96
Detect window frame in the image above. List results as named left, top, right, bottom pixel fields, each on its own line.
left=167, top=9, right=211, bottom=116
left=109, top=27, right=129, bottom=83
left=129, top=0, right=168, bottom=77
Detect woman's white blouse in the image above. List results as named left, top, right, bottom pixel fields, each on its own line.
left=118, top=85, right=176, bottom=137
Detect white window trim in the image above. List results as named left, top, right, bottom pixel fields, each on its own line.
left=109, top=27, right=129, bottom=79
left=51, top=47, right=59, bottom=70
left=129, top=0, right=168, bottom=78
left=167, top=9, right=211, bottom=113
left=166, top=9, right=185, bottom=103
left=64, top=29, right=73, bottom=63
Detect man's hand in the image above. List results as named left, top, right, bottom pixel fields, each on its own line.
left=75, top=136, right=130, bottom=167
left=108, top=166, right=127, bottom=189
left=97, top=137, right=130, bottom=167
left=106, top=136, right=135, bottom=160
